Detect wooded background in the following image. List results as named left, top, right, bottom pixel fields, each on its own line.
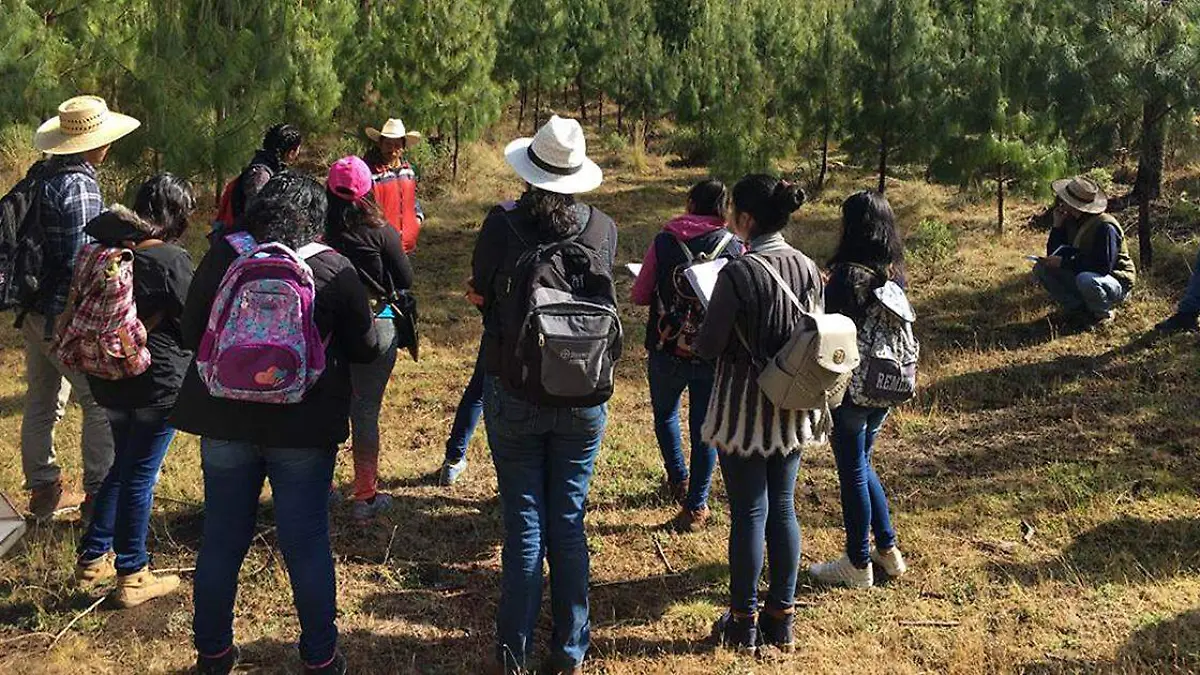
left=2, top=0, right=1198, bottom=262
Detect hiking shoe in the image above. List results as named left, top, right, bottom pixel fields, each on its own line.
left=757, top=608, right=795, bottom=653
left=75, top=552, right=116, bottom=589
left=305, top=651, right=347, bottom=674
left=538, top=652, right=583, bottom=674
left=351, top=493, right=394, bottom=523
left=712, top=610, right=757, bottom=654
left=439, top=457, right=469, bottom=486
left=670, top=506, right=711, bottom=534
left=29, top=480, right=83, bottom=522
left=808, top=555, right=874, bottom=589
left=871, top=546, right=909, bottom=578
left=1155, top=312, right=1199, bottom=334
left=110, top=568, right=180, bottom=609
left=196, top=645, right=241, bottom=675
left=667, top=480, right=688, bottom=506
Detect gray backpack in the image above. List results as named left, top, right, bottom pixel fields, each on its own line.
left=847, top=279, right=919, bottom=408
left=737, top=254, right=860, bottom=411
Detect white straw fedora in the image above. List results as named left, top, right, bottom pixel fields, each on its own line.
left=365, top=118, right=424, bottom=146
left=1052, top=176, right=1108, bottom=214
left=504, top=115, right=602, bottom=195
left=34, top=96, right=141, bottom=155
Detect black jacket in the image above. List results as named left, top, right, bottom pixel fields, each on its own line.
left=84, top=209, right=194, bottom=410
left=169, top=235, right=381, bottom=448
left=326, top=222, right=413, bottom=300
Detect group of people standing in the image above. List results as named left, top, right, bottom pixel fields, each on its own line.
left=12, top=93, right=1177, bottom=675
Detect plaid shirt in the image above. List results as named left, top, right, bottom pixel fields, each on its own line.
left=39, top=159, right=101, bottom=317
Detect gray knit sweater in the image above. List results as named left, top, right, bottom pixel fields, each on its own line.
left=693, top=235, right=829, bottom=457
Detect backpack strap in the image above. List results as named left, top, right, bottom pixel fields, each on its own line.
left=705, top=232, right=736, bottom=261
left=224, top=232, right=257, bottom=256
left=296, top=242, right=332, bottom=260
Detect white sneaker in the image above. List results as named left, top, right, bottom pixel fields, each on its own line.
left=808, top=555, right=873, bottom=588
left=871, top=546, right=908, bottom=578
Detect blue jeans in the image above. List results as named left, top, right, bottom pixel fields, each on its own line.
left=193, top=439, right=338, bottom=667
left=831, top=404, right=896, bottom=568
left=444, top=339, right=485, bottom=464
left=718, top=449, right=802, bottom=615
left=78, top=407, right=175, bottom=574
left=1033, top=264, right=1128, bottom=318
left=1177, top=247, right=1200, bottom=315
left=483, top=376, right=605, bottom=670
left=647, top=350, right=717, bottom=511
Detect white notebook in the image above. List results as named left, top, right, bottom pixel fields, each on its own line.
left=624, top=263, right=643, bottom=278
left=684, top=258, right=729, bottom=308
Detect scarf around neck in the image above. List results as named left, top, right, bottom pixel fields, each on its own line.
left=748, top=231, right=790, bottom=254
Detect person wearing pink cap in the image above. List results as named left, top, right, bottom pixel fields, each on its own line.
left=324, top=156, right=414, bottom=522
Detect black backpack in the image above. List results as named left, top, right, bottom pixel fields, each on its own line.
left=652, top=231, right=737, bottom=358
left=0, top=161, right=64, bottom=320
left=496, top=205, right=622, bottom=407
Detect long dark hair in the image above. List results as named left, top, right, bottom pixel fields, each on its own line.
left=731, top=174, right=806, bottom=236
left=688, top=179, right=728, bottom=219
left=244, top=172, right=327, bottom=249
left=325, top=189, right=388, bottom=239
left=829, top=190, right=907, bottom=284
left=518, top=186, right=579, bottom=240
left=134, top=173, right=195, bottom=242
left=262, top=123, right=303, bottom=170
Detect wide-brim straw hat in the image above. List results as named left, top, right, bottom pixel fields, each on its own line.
left=504, top=115, right=602, bottom=195
left=34, top=96, right=141, bottom=155
left=1052, top=176, right=1108, bottom=214
left=365, top=118, right=424, bottom=146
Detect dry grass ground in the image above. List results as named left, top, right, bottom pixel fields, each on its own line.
left=0, top=141, right=1198, bottom=674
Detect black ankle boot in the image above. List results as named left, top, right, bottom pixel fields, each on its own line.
left=196, top=645, right=240, bottom=675
left=712, top=610, right=757, bottom=653
left=758, top=607, right=795, bottom=652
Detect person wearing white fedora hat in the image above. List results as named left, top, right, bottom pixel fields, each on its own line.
left=364, top=118, right=425, bottom=253
left=1032, top=176, right=1136, bottom=327
left=17, top=95, right=139, bottom=522
left=473, top=115, right=615, bottom=675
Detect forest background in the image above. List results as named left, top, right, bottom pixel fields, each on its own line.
left=3, top=0, right=1200, bottom=263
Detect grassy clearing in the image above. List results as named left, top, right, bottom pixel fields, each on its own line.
left=0, top=142, right=1198, bottom=674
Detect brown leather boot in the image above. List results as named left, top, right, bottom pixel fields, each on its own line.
left=75, top=552, right=116, bottom=589
left=671, top=506, right=711, bottom=533
left=29, top=480, right=84, bottom=522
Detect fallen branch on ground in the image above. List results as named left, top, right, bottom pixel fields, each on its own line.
left=48, top=596, right=106, bottom=650
left=652, top=536, right=675, bottom=575
left=898, top=620, right=960, bottom=628
left=383, top=525, right=399, bottom=566
left=590, top=573, right=682, bottom=589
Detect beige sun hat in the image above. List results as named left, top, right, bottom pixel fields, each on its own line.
left=504, top=115, right=602, bottom=195
left=365, top=118, right=424, bottom=146
left=34, top=96, right=141, bottom=156
left=1052, top=176, right=1108, bottom=214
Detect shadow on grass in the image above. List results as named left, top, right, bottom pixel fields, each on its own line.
left=993, top=517, right=1200, bottom=588
left=1020, top=607, right=1200, bottom=674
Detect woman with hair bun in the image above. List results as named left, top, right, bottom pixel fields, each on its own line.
left=693, top=174, right=825, bottom=655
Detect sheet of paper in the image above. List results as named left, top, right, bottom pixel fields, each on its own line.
left=1024, top=255, right=1040, bottom=263
left=0, top=492, right=26, bottom=559
left=624, top=263, right=643, bottom=278
left=683, top=258, right=729, bottom=308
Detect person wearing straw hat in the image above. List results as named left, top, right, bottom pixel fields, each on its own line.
left=363, top=118, right=425, bottom=254
left=1032, top=176, right=1136, bottom=328
left=19, top=95, right=139, bottom=523
left=473, top=115, right=614, bottom=675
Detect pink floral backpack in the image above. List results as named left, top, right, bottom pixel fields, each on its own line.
left=195, top=232, right=330, bottom=404
left=54, top=242, right=151, bottom=380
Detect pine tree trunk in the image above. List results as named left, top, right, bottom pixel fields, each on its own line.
left=360, top=0, right=372, bottom=30
left=598, top=91, right=604, bottom=132
left=534, top=80, right=542, bottom=131
left=576, top=71, right=587, bottom=123
left=1135, top=97, right=1167, bottom=268
left=453, top=114, right=461, bottom=181
left=818, top=119, right=830, bottom=193
left=996, top=176, right=1006, bottom=235
left=519, top=82, right=527, bottom=132
left=878, top=0, right=895, bottom=194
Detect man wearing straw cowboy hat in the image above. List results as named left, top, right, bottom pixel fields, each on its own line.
left=19, top=95, right=139, bottom=522
left=1032, top=175, right=1137, bottom=328
left=364, top=117, right=426, bottom=254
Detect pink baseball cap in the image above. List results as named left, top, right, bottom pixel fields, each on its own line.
left=327, top=156, right=373, bottom=201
